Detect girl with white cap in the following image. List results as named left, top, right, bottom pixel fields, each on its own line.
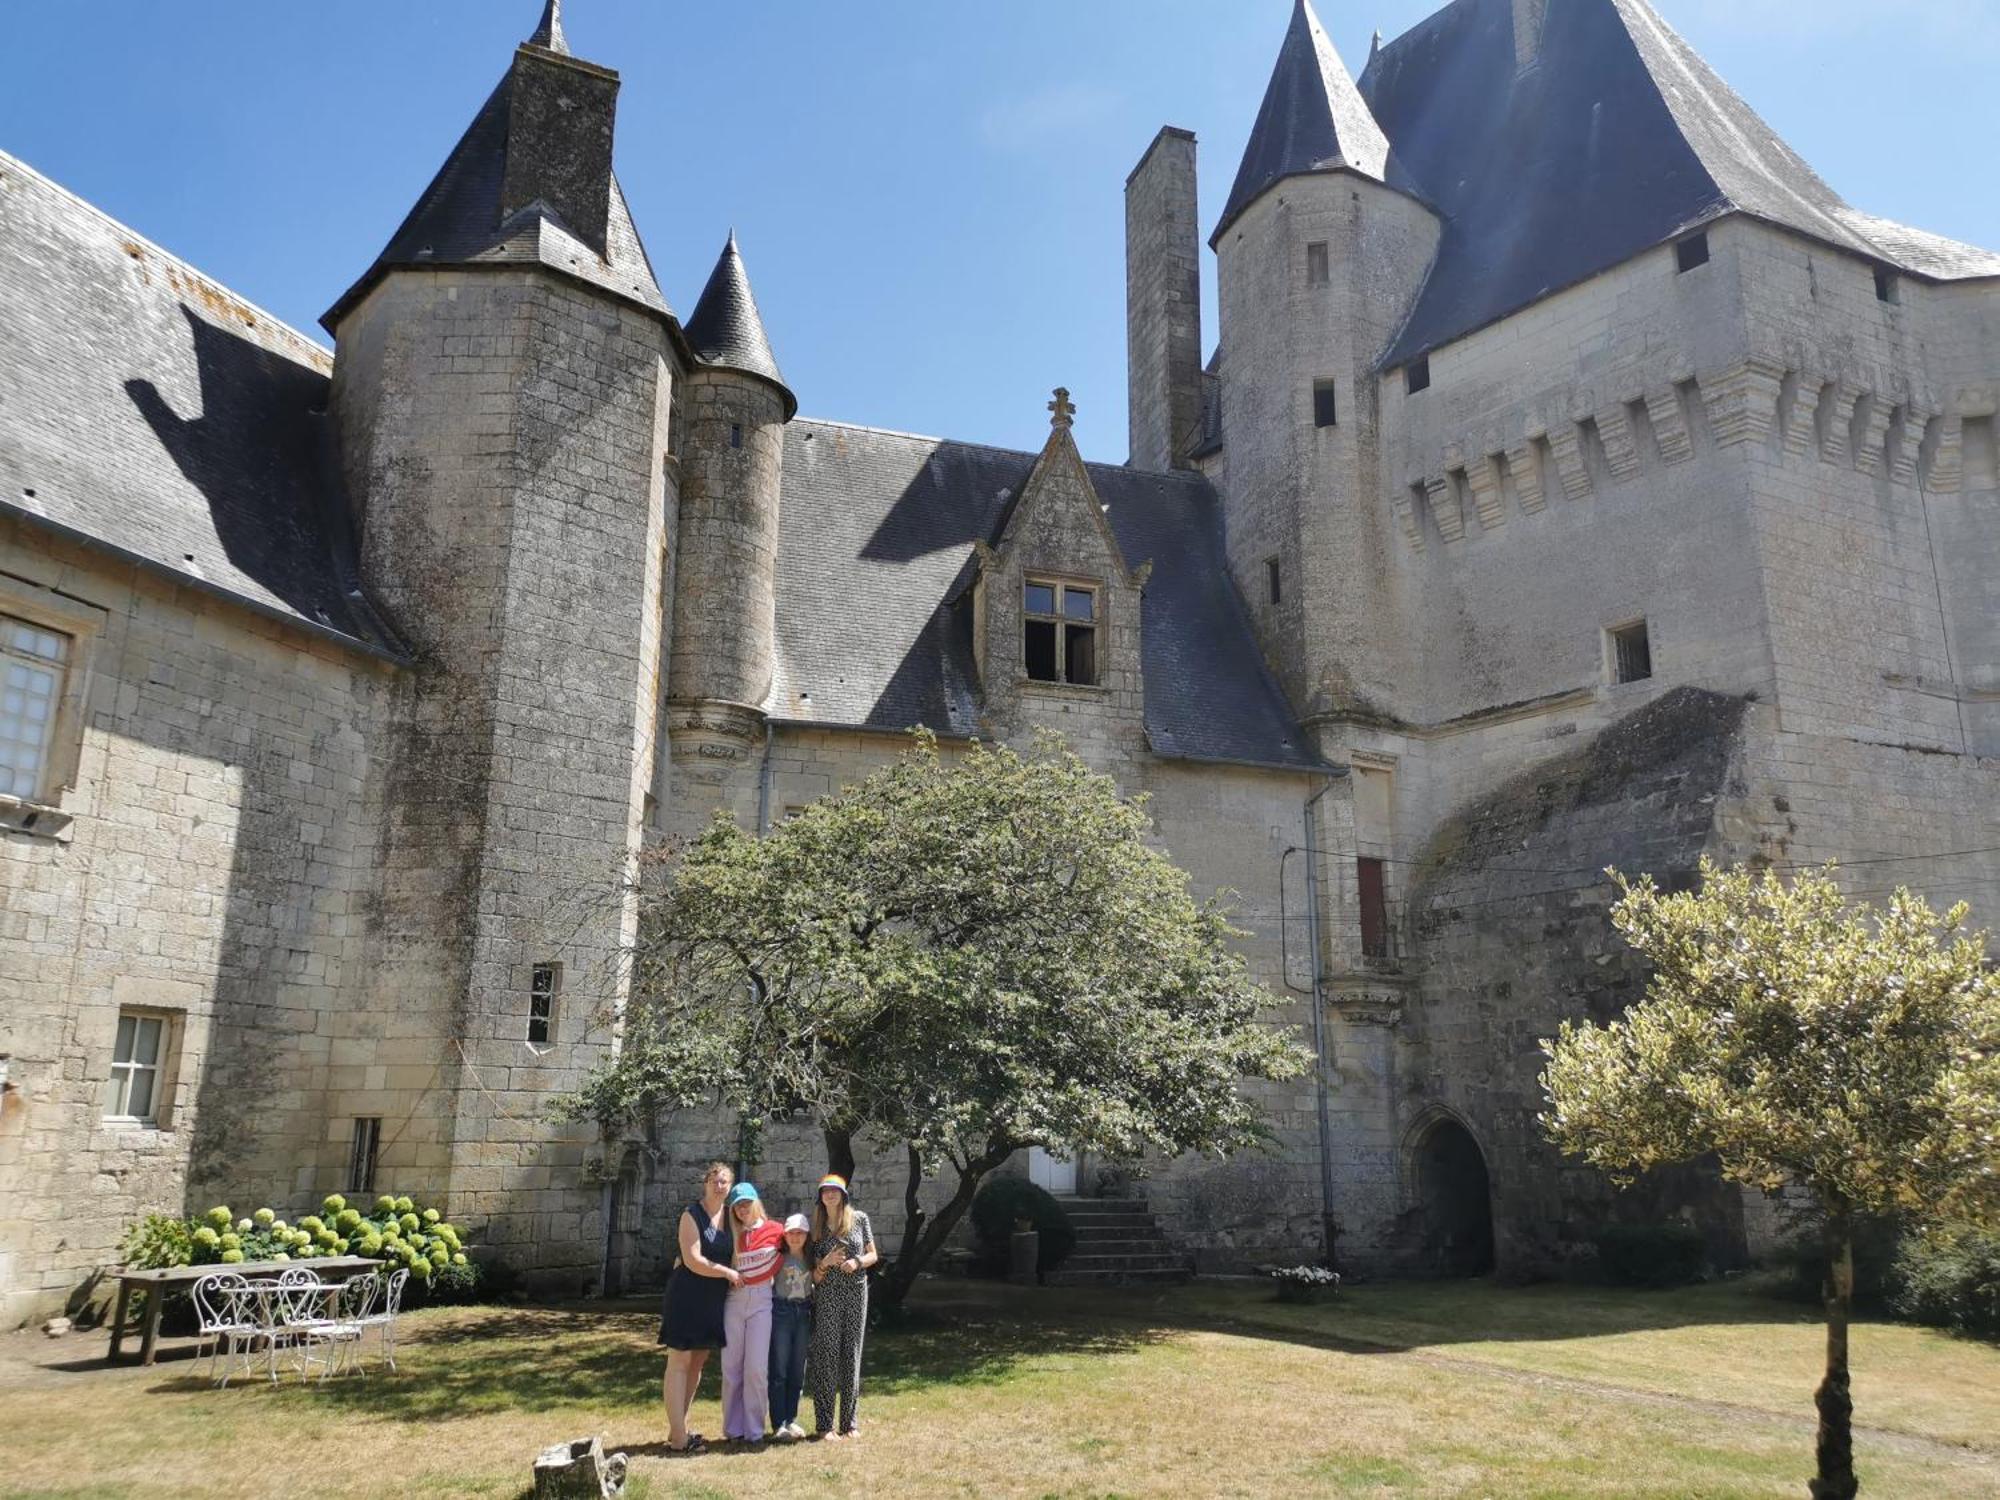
left=766, top=1211, right=815, bottom=1439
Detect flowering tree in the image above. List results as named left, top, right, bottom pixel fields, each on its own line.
left=559, top=731, right=1310, bottom=1306
left=1541, top=861, right=2000, bottom=1499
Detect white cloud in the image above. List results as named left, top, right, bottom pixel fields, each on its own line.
left=979, top=82, right=1123, bottom=152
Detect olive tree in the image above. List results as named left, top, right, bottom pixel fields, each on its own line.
left=1541, top=860, right=2000, bottom=1499
left=559, top=731, right=1310, bottom=1306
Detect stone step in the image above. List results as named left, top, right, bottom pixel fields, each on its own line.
left=1068, top=1218, right=1159, bottom=1236
left=1052, top=1197, right=1149, bottom=1214
left=1062, top=1236, right=1175, bottom=1256
left=1061, top=1250, right=1192, bottom=1272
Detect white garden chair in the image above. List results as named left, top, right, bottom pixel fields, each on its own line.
left=275, top=1268, right=365, bottom=1383
left=353, top=1267, right=409, bottom=1372
left=190, top=1272, right=257, bottom=1388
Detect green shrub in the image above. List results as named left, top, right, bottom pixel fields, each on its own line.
left=1891, top=1226, right=2000, bottom=1341
left=121, top=1214, right=195, bottom=1271
left=969, top=1175, right=1077, bottom=1279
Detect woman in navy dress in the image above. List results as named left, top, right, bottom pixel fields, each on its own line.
left=660, top=1161, right=740, bottom=1453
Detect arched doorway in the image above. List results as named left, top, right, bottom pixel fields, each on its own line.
left=1413, top=1116, right=1495, bottom=1277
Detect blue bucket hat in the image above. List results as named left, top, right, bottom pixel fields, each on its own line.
left=725, top=1182, right=760, bottom=1206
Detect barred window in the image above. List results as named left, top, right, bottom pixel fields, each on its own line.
left=349, top=1117, right=382, bottom=1194
left=1610, top=620, right=1652, bottom=684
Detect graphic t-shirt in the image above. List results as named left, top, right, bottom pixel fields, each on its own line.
left=774, top=1250, right=813, bottom=1302
left=732, top=1218, right=788, bottom=1287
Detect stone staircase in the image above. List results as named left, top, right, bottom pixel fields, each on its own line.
left=1049, top=1195, right=1193, bottom=1285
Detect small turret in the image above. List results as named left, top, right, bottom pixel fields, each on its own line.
left=668, top=234, right=793, bottom=744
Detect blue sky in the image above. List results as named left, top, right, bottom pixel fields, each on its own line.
left=7, top=1, right=1996, bottom=462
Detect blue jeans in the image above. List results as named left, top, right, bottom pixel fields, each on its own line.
left=768, top=1297, right=812, bottom=1428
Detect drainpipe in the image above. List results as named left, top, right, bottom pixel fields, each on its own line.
left=755, top=715, right=776, bottom=835
left=1302, top=778, right=1340, bottom=1270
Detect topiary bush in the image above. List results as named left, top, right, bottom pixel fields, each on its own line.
left=969, top=1175, right=1077, bottom=1279
left=1592, top=1223, right=1708, bottom=1288
left=1890, top=1226, right=2000, bottom=1342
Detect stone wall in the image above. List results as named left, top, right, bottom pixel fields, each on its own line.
left=331, top=264, right=674, bottom=1293
left=0, top=522, right=392, bottom=1327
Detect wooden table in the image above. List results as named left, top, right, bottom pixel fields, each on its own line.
left=106, top=1255, right=383, bottom=1366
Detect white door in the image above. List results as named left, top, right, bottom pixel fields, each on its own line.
left=1028, top=1147, right=1076, bottom=1194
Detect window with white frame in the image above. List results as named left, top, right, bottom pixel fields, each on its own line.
left=529, top=962, right=561, bottom=1045
left=1, top=615, right=69, bottom=801
left=104, top=1010, right=168, bottom=1123
left=1023, top=579, right=1098, bottom=686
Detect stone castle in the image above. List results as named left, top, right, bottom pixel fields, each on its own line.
left=5, top=0, right=1998, bottom=1322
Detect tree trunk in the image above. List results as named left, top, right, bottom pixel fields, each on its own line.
left=880, top=1139, right=1013, bottom=1308
left=823, top=1126, right=856, bottom=1185
left=1809, top=1223, right=1858, bottom=1500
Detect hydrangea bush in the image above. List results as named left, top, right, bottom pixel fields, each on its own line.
left=1269, top=1264, right=1340, bottom=1304
left=121, top=1192, right=475, bottom=1291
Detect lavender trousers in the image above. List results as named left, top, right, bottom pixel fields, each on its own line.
left=720, top=1281, right=773, bottom=1439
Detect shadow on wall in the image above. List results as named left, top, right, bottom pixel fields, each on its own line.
left=103, top=302, right=393, bottom=1225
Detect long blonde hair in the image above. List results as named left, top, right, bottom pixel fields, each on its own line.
left=730, top=1191, right=767, bottom=1253
left=812, top=1190, right=853, bottom=1244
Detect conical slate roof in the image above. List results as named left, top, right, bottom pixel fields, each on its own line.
left=526, top=0, right=567, bottom=53
left=322, top=3, right=666, bottom=331
left=1212, top=0, right=1390, bottom=246
left=684, top=233, right=794, bottom=416
left=1356, top=0, right=2000, bottom=365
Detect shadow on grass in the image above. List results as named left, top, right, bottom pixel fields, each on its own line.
left=141, top=1292, right=1164, bottom=1421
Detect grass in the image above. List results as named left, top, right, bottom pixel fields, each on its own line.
left=1, top=1276, right=1994, bottom=1499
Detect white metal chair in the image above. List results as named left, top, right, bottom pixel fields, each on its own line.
left=353, top=1267, right=409, bottom=1372
left=276, top=1268, right=365, bottom=1383
left=191, top=1272, right=257, bottom=1388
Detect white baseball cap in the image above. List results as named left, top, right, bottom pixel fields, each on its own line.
left=784, top=1213, right=811, bottom=1233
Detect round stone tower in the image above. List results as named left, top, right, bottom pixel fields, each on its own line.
left=667, top=233, right=796, bottom=749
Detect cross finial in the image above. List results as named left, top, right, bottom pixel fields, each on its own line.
left=1048, top=387, right=1076, bottom=431
left=528, top=0, right=568, bottom=53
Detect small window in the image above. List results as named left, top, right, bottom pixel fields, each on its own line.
left=348, top=1117, right=382, bottom=1195
left=1312, top=379, right=1338, bottom=429
left=1610, top=620, right=1652, bottom=684
left=1305, top=241, right=1329, bottom=286
left=1874, top=267, right=1899, bottom=304
left=1, top=615, right=70, bottom=801
left=1357, top=856, right=1389, bottom=960
left=666, top=398, right=682, bottom=457
left=729, top=423, right=743, bottom=450
left=104, top=1010, right=167, bottom=1122
left=1024, top=579, right=1098, bottom=686
left=1676, top=232, right=1709, bottom=273
left=1266, top=557, right=1282, bottom=606
left=1405, top=357, right=1430, bottom=395
left=529, top=962, right=561, bottom=1045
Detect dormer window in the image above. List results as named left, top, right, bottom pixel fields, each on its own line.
left=1024, top=579, right=1098, bottom=686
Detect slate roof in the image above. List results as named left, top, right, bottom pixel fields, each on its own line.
left=1350, top=0, right=2000, bottom=366
left=0, top=152, right=400, bottom=657
left=684, top=234, right=795, bottom=416
left=1213, top=0, right=1393, bottom=247
left=320, top=60, right=666, bottom=331
left=769, top=419, right=1322, bottom=772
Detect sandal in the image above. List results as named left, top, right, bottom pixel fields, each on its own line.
left=668, top=1435, right=708, bottom=1455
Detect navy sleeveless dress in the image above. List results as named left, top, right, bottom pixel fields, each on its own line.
left=658, top=1199, right=732, bottom=1349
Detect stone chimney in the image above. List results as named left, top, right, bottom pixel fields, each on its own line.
left=1514, top=0, right=1549, bottom=68
left=501, top=41, right=619, bottom=259
left=1125, top=126, right=1204, bottom=472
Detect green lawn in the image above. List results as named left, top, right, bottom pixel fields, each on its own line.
left=2, top=1276, right=1994, bottom=1499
